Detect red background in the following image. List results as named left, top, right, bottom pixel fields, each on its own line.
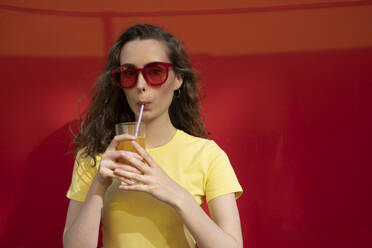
left=1, top=1, right=372, bottom=247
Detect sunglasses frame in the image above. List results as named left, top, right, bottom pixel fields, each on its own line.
left=110, top=62, right=174, bottom=89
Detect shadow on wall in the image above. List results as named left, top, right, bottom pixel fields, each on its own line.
left=1, top=121, right=77, bottom=248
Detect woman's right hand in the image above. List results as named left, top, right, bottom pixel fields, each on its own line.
left=95, top=134, right=143, bottom=188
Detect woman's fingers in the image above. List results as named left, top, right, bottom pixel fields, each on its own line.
left=96, top=164, right=117, bottom=185
left=102, top=150, right=142, bottom=163
left=121, top=151, right=143, bottom=161
left=101, top=164, right=138, bottom=183
left=116, top=176, right=136, bottom=185
left=102, top=154, right=142, bottom=174
left=99, top=151, right=143, bottom=183
left=114, top=169, right=147, bottom=184
left=98, top=136, right=149, bottom=186
left=121, top=152, right=150, bottom=173
left=101, top=151, right=120, bottom=163
left=116, top=164, right=142, bottom=174
left=132, top=141, right=156, bottom=168
left=119, top=183, right=149, bottom=192
left=103, top=159, right=141, bottom=174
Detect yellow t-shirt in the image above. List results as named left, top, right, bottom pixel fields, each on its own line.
left=66, top=130, right=243, bottom=248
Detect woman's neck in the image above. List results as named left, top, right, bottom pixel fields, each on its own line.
left=143, top=114, right=177, bottom=149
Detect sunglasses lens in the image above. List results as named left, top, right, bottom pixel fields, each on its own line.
left=112, top=63, right=171, bottom=88
left=144, top=63, right=168, bottom=85
left=120, top=66, right=137, bottom=88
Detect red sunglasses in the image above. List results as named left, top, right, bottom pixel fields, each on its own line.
left=111, top=62, right=174, bottom=89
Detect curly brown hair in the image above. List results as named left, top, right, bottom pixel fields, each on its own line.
left=73, top=24, right=209, bottom=162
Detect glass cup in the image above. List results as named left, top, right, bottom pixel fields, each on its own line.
left=115, top=122, right=146, bottom=184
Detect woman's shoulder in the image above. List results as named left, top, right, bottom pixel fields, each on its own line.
left=75, top=148, right=102, bottom=168
left=177, top=130, right=222, bottom=153
left=177, top=129, right=211, bottom=143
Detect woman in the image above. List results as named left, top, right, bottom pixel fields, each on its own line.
left=63, top=24, right=243, bottom=248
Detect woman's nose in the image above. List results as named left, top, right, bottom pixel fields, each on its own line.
left=136, top=71, right=147, bottom=91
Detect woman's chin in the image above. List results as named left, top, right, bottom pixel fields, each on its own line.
left=139, top=112, right=151, bottom=122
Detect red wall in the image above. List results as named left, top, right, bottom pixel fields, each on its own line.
left=1, top=2, right=372, bottom=247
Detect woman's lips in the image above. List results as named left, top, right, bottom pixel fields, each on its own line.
left=137, top=102, right=151, bottom=108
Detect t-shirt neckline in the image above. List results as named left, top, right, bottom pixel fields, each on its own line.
left=146, top=129, right=182, bottom=152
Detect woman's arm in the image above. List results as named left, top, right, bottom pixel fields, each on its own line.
left=208, top=194, right=243, bottom=247
left=63, top=134, right=142, bottom=248
left=63, top=178, right=106, bottom=248
left=174, top=192, right=243, bottom=248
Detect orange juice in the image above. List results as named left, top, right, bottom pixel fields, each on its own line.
left=117, top=137, right=146, bottom=164
left=116, top=137, right=146, bottom=185
left=115, top=122, right=145, bottom=185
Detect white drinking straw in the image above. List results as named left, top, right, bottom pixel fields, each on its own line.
left=135, top=104, right=144, bottom=137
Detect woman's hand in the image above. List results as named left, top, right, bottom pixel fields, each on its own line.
left=113, top=140, right=189, bottom=208
left=95, top=134, right=143, bottom=188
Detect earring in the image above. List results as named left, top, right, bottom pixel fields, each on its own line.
left=174, top=89, right=181, bottom=98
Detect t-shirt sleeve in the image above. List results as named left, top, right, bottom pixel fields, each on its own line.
left=66, top=150, right=100, bottom=202
left=205, top=142, right=243, bottom=203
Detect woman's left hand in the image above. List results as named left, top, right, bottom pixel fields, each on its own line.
left=113, top=140, right=188, bottom=208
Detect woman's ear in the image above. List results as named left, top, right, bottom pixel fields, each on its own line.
left=174, top=75, right=183, bottom=90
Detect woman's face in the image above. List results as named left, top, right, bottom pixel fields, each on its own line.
left=119, top=39, right=182, bottom=122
